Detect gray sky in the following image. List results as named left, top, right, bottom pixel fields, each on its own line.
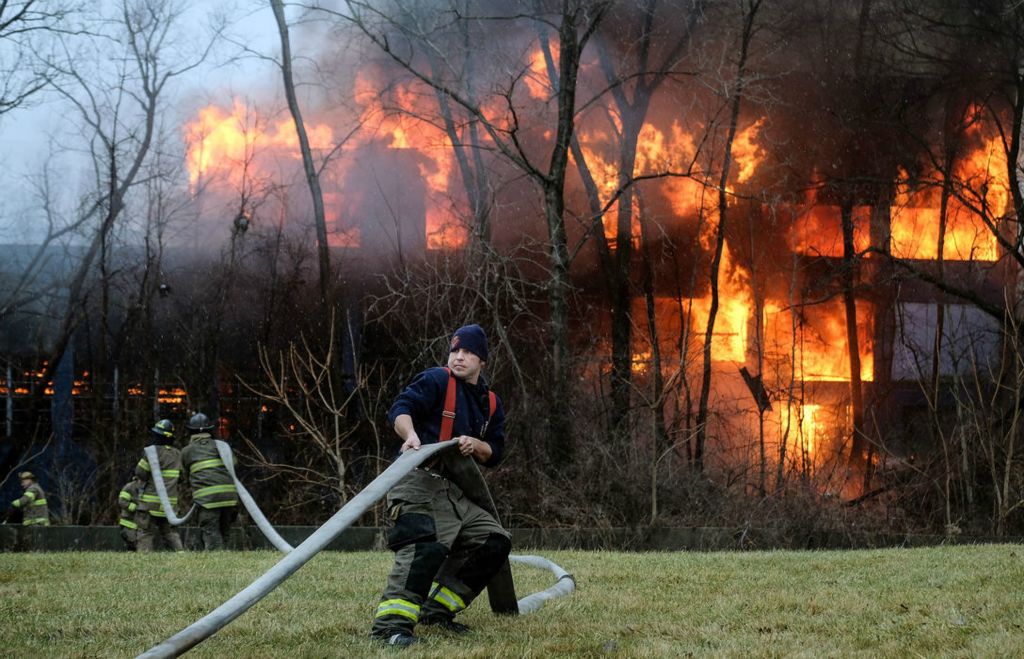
left=0, top=1, right=290, bottom=243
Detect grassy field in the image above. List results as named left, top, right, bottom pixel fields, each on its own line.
left=1, top=545, right=1022, bottom=657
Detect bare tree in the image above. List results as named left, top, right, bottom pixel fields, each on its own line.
left=693, top=0, right=764, bottom=470
left=313, top=0, right=610, bottom=466
left=239, top=317, right=397, bottom=519
left=0, top=0, right=78, bottom=116
left=39, top=0, right=222, bottom=385
left=270, top=0, right=332, bottom=310
left=580, top=0, right=705, bottom=429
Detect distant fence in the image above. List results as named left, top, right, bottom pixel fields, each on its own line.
left=2, top=525, right=1020, bottom=552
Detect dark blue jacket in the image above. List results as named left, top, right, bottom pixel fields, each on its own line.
left=387, top=366, right=505, bottom=468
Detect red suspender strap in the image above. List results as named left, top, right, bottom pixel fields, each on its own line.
left=440, top=368, right=458, bottom=441
left=440, top=368, right=497, bottom=442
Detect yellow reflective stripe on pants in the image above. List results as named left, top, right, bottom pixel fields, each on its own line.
left=428, top=582, right=466, bottom=613
left=32, top=499, right=47, bottom=506
left=375, top=599, right=420, bottom=621
left=119, top=518, right=138, bottom=529
left=23, top=518, right=49, bottom=526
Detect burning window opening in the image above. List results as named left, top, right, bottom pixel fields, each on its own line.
left=184, top=95, right=469, bottom=253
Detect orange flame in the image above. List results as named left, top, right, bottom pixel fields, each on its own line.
left=686, top=244, right=752, bottom=362
left=185, top=90, right=471, bottom=250
left=788, top=205, right=871, bottom=257
left=185, top=100, right=334, bottom=191
left=763, top=300, right=874, bottom=382
left=890, top=145, right=1002, bottom=260
left=791, top=116, right=1003, bottom=261
left=354, top=72, right=466, bottom=249
left=525, top=44, right=557, bottom=99
left=733, top=118, right=766, bottom=184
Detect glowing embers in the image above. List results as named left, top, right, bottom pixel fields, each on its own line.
left=157, top=387, right=187, bottom=404
left=763, top=300, right=874, bottom=382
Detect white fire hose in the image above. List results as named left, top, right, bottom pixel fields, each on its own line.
left=214, top=440, right=294, bottom=552
left=138, top=441, right=575, bottom=658
left=143, top=445, right=196, bottom=526
left=145, top=442, right=293, bottom=552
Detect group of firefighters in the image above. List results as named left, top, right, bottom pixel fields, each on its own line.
left=6, top=412, right=240, bottom=552
left=6, top=324, right=513, bottom=647
left=118, top=413, right=240, bottom=551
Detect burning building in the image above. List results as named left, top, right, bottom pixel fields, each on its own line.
left=169, top=2, right=1019, bottom=506
left=5, top=1, right=1021, bottom=529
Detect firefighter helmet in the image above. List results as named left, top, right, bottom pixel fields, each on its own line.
left=150, top=419, right=174, bottom=439
left=18, top=471, right=35, bottom=481
left=187, top=412, right=215, bottom=431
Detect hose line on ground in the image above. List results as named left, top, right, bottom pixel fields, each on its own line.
left=508, top=554, right=576, bottom=614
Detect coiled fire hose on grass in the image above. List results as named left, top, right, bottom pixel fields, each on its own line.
left=138, top=441, right=575, bottom=658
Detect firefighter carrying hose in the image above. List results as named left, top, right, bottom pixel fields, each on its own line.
left=180, top=413, right=239, bottom=550
left=370, top=323, right=512, bottom=648
left=135, top=419, right=185, bottom=552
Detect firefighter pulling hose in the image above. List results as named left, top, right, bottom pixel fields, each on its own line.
left=140, top=325, right=574, bottom=656
left=147, top=413, right=286, bottom=550
left=143, top=445, right=195, bottom=527
left=138, top=440, right=575, bottom=658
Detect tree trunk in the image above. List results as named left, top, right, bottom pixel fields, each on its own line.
left=271, top=0, right=331, bottom=310
left=840, top=199, right=868, bottom=481
left=542, top=3, right=589, bottom=467
left=694, top=0, right=759, bottom=470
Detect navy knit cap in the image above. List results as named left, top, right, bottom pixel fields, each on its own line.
left=450, top=323, right=488, bottom=362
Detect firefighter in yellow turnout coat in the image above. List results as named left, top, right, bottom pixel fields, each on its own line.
left=135, top=419, right=185, bottom=552
left=117, top=477, right=143, bottom=551
left=179, top=413, right=238, bottom=550
left=10, top=471, right=49, bottom=526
